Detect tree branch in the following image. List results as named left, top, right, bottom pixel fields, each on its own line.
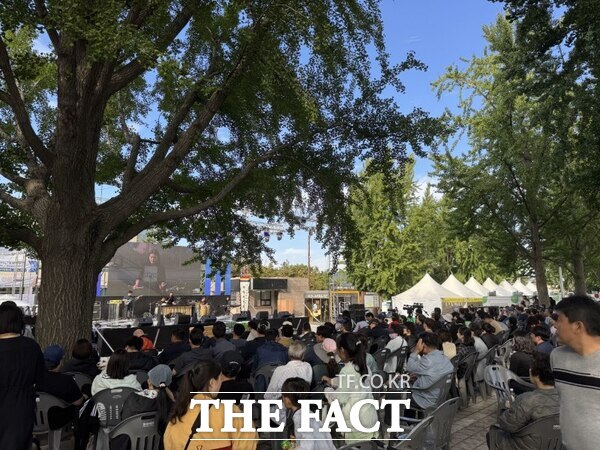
left=0, top=190, right=31, bottom=212
left=0, top=35, right=53, bottom=166
left=108, top=6, right=194, bottom=96
left=1, top=224, right=41, bottom=251
left=122, top=134, right=141, bottom=190
left=0, top=168, right=28, bottom=187
left=33, top=0, right=61, bottom=50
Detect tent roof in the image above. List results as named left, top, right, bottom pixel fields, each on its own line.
left=499, top=280, right=516, bottom=292
left=513, top=279, right=535, bottom=296
left=392, top=274, right=460, bottom=312
left=525, top=281, right=537, bottom=292
left=483, top=278, right=513, bottom=296
left=442, top=274, right=483, bottom=298
left=465, top=277, right=489, bottom=296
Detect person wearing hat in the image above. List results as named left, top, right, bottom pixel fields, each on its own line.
left=217, top=350, right=254, bottom=404
left=121, top=364, right=175, bottom=436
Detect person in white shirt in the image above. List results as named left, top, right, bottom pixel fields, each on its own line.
left=264, top=341, right=312, bottom=423
left=91, top=349, right=142, bottom=396
left=384, top=323, right=407, bottom=373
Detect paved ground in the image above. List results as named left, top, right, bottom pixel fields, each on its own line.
left=450, top=394, right=497, bottom=450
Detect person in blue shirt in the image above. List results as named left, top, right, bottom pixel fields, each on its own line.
left=530, top=326, right=554, bottom=354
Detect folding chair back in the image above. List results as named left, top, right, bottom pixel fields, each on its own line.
left=429, top=397, right=460, bottom=450
left=33, top=392, right=71, bottom=450
left=108, top=412, right=160, bottom=450
left=92, top=387, right=137, bottom=427
left=512, top=414, right=562, bottom=450
left=393, top=415, right=434, bottom=449
left=372, top=348, right=391, bottom=372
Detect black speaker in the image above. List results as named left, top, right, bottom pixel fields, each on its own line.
left=200, top=315, right=217, bottom=325
left=174, top=313, right=191, bottom=325
left=350, top=309, right=366, bottom=323
left=256, top=311, right=269, bottom=320
left=132, top=317, right=153, bottom=327
left=232, top=311, right=251, bottom=322
left=277, top=311, right=293, bottom=319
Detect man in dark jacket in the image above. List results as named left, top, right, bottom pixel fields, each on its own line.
left=125, top=337, right=157, bottom=371
left=172, top=328, right=213, bottom=375
left=487, top=353, right=559, bottom=450
left=253, top=328, right=288, bottom=371
left=158, top=329, right=190, bottom=364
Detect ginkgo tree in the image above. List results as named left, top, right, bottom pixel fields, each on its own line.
left=0, top=1, right=443, bottom=349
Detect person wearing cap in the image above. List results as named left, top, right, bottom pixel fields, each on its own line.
left=121, top=364, right=174, bottom=437
left=217, top=351, right=254, bottom=404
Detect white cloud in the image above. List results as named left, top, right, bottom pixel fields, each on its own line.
left=414, top=175, right=442, bottom=201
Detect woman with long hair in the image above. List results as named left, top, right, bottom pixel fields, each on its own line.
left=91, top=349, right=142, bottom=395
left=509, top=331, right=535, bottom=378
left=456, top=327, right=477, bottom=379
left=163, top=360, right=257, bottom=450
left=0, top=302, right=45, bottom=449
left=322, top=333, right=378, bottom=442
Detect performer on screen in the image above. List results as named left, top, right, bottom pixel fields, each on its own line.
left=132, top=250, right=167, bottom=294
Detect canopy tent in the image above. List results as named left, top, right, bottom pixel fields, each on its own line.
left=392, top=273, right=460, bottom=314
left=525, top=280, right=537, bottom=293
left=442, top=274, right=483, bottom=299
left=465, top=277, right=490, bottom=296
left=483, top=278, right=513, bottom=297
left=499, top=280, right=517, bottom=293
left=513, top=279, right=535, bottom=296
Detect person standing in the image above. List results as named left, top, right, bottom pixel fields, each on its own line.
left=0, top=302, right=45, bottom=449
left=551, top=296, right=600, bottom=450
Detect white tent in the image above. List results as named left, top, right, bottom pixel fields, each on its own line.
left=392, top=273, right=460, bottom=314
left=525, top=280, right=537, bottom=293
left=513, top=279, right=535, bottom=296
left=483, top=278, right=513, bottom=297
left=442, top=274, right=483, bottom=299
left=465, top=277, right=490, bottom=296
left=499, top=280, right=517, bottom=293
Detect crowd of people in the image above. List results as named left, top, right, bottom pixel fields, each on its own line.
left=0, top=294, right=599, bottom=449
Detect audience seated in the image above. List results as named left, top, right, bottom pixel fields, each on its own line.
left=210, top=321, right=236, bottom=359
left=487, top=353, right=559, bottom=450
left=405, top=332, right=454, bottom=410
left=509, top=332, right=535, bottom=378
left=438, top=329, right=457, bottom=359
left=91, top=349, right=142, bottom=396
left=484, top=313, right=506, bottom=335
left=384, top=323, right=407, bottom=373
left=530, top=326, right=553, bottom=354
left=163, top=360, right=257, bottom=449
left=265, top=341, right=312, bottom=422
left=158, top=329, right=190, bottom=365
left=171, top=328, right=213, bottom=376
left=231, top=323, right=248, bottom=354
left=481, top=323, right=500, bottom=349
left=133, top=328, right=155, bottom=351
left=125, top=336, right=158, bottom=371
left=61, top=338, right=100, bottom=378
left=254, top=328, right=288, bottom=371
left=244, top=320, right=269, bottom=359
left=298, top=321, right=316, bottom=343
left=217, top=351, right=254, bottom=404
left=121, top=364, right=174, bottom=434
left=245, top=320, right=259, bottom=341
left=278, top=323, right=295, bottom=348
left=455, top=328, right=477, bottom=378
left=304, top=325, right=333, bottom=366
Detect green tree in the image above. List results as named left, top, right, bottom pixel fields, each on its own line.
left=433, top=16, right=581, bottom=302
left=0, top=1, right=443, bottom=349
left=345, top=159, right=421, bottom=298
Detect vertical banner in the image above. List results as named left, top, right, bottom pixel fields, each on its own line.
left=224, top=264, right=232, bottom=296
left=96, top=273, right=102, bottom=297
left=214, top=270, right=222, bottom=295
left=204, top=260, right=212, bottom=295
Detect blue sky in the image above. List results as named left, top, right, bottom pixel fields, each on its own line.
left=269, top=0, right=506, bottom=269
left=93, top=1, right=506, bottom=270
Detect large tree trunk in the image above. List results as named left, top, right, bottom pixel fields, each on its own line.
left=572, top=239, right=587, bottom=296
left=531, top=223, right=550, bottom=304
left=37, top=221, right=101, bottom=353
